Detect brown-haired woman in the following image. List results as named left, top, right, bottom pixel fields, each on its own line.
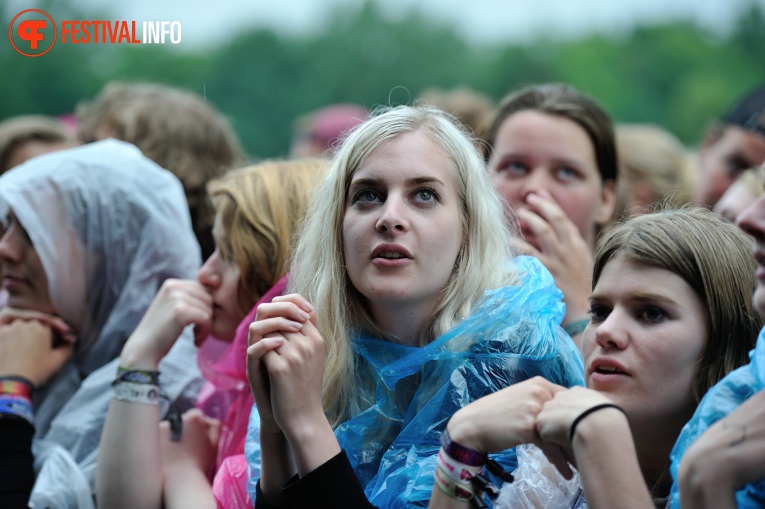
left=485, top=84, right=617, bottom=344
left=430, top=208, right=762, bottom=509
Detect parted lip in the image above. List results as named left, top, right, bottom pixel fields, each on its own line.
left=2, top=273, right=27, bottom=283
left=371, top=244, right=412, bottom=259
left=589, top=357, right=631, bottom=376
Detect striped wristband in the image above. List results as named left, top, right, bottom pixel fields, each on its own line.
left=112, top=381, right=161, bottom=405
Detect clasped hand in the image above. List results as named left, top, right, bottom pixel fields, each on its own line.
left=447, top=378, right=621, bottom=479
left=0, top=307, right=75, bottom=387
left=246, top=294, right=326, bottom=440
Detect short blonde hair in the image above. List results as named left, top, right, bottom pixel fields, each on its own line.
left=289, top=105, right=517, bottom=426
left=613, top=124, right=694, bottom=220
left=207, top=159, right=328, bottom=312
left=0, top=115, right=73, bottom=173
left=77, top=82, right=244, bottom=258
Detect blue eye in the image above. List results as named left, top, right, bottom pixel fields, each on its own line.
left=352, top=190, right=382, bottom=204
left=496, top=160, right=527, bottom=176
left=556, top=166, right=579, bottom=181
left=414, top=187, right=439, bottom=202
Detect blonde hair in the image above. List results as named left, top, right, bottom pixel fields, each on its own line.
left=77, top=82, right=244, bottom=258
left=613, top=124, right=694, bottom=220
left=207, top=159, right=328, bottom=313
left=418, top=87, right=494, bottom=138
left=593, top=207, right=762, bottom=402
left=0, top=115, right=73, bottom=173
left=289, top=105, right=517, bottom=426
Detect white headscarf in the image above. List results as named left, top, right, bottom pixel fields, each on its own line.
left=0, top=139, right=201, bottom=433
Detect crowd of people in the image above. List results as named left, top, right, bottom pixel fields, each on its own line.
left=0, top=79, right=764, bottom=509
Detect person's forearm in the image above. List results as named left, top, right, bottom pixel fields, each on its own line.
left=285, top=416, right=341, bottom=477
left=572, top=410, right=654, bottom=509
left=679, top=475, right=737, bottom=509
left=428, top=486, right=471, bottom=509
left=163, top=463, right=216, bottom=509
left=95, top=398, right=162, bottom=509
left=678, top=434, right=741, bottom=509
left=258, top=429, right=297, bottom=505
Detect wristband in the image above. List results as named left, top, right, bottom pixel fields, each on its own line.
left=440, top=428, right=488, bottom=467
left=0, top=395, right=34, bottom=424
left=112, top=381, right=161, bottom=405
left=116, top=366, right=160, bottom=386
left=0, top=378, right=34, bottom=399
left=438, top=447, right=483, bottom=483
left=434, top=464, right=474, bottom=501
left=563, top=318, right=589, bottom=336
left=569, top=403, right=627, bottom=442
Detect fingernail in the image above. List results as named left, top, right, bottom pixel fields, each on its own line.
left=287, top=320, right=303, bottom=330
left=299, top=311, right=311, bottom=321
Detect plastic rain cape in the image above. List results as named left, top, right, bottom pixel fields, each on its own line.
left=0, top=140, right=204, bottom=508
left=669, top=327, right=765, bottom=508
left=245, top=256, right=585, bottom=508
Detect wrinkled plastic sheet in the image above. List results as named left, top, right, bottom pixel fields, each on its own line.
left=496, top=444, right=584, bottom=509
left=246, top=256, right=585, bottom=508
left=669, top=327, right=765, bottom=508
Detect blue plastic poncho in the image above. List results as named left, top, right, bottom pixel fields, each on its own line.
left=246, top=256, right=585, bottom=508
left=669, top=327, right=765, bottom=508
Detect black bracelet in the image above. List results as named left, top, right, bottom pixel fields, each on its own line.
left=569, top=403, right=627, bottom=442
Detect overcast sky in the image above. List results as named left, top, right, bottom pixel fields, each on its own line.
left=5, top=0, right=762, bottom=49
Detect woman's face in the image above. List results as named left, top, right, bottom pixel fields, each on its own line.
left=342, top=131, right=463, bottom=322
left=489, top=110, right=614, bottom=248
left=197, top=215, right=249, bottom=342
left=583, top=254, right=707, bottom=433
left=0, top=211, right=55, bottom=314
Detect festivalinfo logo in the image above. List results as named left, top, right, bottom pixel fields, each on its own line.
left=9, top=9, right=182, bottom=57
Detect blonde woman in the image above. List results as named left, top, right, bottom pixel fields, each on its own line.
left=96, top=160, right=326, bottom=509
left=245, top=105, right=584, bottom=508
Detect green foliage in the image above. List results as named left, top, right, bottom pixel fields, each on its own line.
left=1, top=0, right=764, bottom=157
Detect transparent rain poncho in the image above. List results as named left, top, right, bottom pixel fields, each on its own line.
left=669, top=327, right=765, bottom=508
left=0, top=140, right=204, bottom=508
left=245, top=256, right=585, bottom=508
